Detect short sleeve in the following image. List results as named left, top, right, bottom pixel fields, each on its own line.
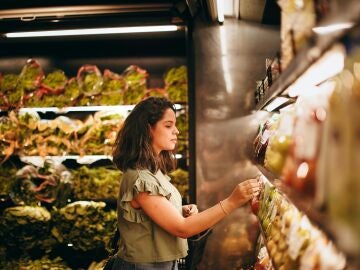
left=119, top=172, right=171, bottom=223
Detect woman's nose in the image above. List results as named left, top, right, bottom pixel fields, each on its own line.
left=174, top=127, right=179, bottom=134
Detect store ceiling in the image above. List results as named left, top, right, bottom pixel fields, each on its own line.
left=0, top=0, right=280, bottom=26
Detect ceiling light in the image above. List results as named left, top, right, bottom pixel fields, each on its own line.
left=4, top=25, right=181, bottom=38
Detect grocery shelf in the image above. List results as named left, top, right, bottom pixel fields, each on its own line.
left=256, top=165, right=333, bottom=237
left=20, top=155, right=112, bottom=167
left=256, top=165, right=360, bottom=270
left=19, top=153, right=186, bottom=167
left=256, top=0, right=360, bottom=111
left=10, top=103, right=185, bottom=114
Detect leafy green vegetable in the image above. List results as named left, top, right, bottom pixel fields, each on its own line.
left=176, top=112, right=188, bottom=154
left=0, top=74, right=22, bottom=107
left=0, top=256, right=70, bottom=270
left=77, top=65, right=103, bottom=97
left=71, top=166, right=121, bottom=200
left=169, top=168, right=189, bottom=198
left=122, top=65, right=148, bottom=104
left=41, top=70, right=68, bottom=92
left=10, top=161, right=72, bottom=207
left=17, top=59, right=44, bottom=93
left=164, top=66, right=188, bottom=102
left=59, top=77, right=81, bottom=106
left=51, top=201, right=116, bottom=252
left=0, top=206, right=55, bottom=253
left=0, top=163, right=17, bottom=197
left=0, top=74, right=18, bottom=92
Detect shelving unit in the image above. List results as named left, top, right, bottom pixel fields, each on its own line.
left=0, top=2, right=193, bottom=268
left=257, top=165, right=334, bottom=241
left=253, top=1, right=360, bottom=269
left=256, top=0, right=360, bottom=111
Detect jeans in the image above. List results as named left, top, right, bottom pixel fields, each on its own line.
left=111, top=257, right=178, bottom=270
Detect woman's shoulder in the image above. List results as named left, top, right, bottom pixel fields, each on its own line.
left=123, top=168, right=156, bottom=182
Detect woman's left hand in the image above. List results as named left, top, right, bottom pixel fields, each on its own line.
left=182, top=204, right=198, bottom=217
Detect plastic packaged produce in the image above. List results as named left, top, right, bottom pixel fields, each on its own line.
left=282, top=85, right=334, bottom=196
left=98, top=69, right=126, bottom=105
left=10, top=159, right=72, bottom=207
left=122, top=65, right=148, bottom=104
left=164, top=66, right=188, bottom=102
left=0, top=73, right=20, bottom=109
left=264, top=112, right=294, bottom=175
left=253, top=114, right=280, bottom=164
left=257, top=179, right=346, bottom=270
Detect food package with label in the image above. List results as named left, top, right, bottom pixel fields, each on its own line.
left=264, top=111, right=295, bottom=175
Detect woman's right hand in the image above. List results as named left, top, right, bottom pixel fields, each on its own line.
left=221, top=178, right=262, bottom=213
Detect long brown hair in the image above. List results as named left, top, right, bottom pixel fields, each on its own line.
left=112, top=97, right=177, bottom=174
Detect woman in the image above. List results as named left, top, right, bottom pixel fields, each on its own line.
left=112, top=97, right=261, bottom=270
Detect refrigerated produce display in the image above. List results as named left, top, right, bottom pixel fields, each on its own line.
left=252, top=0, right=360, bottom=269
left=0, top=1, right=193, bottom=269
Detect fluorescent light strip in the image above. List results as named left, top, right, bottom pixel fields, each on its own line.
left=5, top=25, right=180, bottom=38
left=13, top=104, right=184, bottom=114
left=313, top=22, right=354, bottom=35
left=19, top=105, right=135, bottom=113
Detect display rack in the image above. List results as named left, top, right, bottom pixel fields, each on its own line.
left=0, top=2, right=192, bottom=267
left=256, top=165, right=334, bottom=240
left=253, top=1, right=360, bottom=269
left=255, top=0, right=360, bottom=111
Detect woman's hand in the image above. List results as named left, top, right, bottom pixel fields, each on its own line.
left=221, top=178, right=262, bottom=214
left=182, top=204, right=198, bottom=217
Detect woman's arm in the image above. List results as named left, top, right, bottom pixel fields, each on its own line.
left=134, top=178, right=261, bottom=238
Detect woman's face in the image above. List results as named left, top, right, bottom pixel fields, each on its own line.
left=150, top=108, right=179, bottom=154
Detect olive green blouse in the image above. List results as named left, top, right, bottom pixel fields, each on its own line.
left=116, top=169, right=188, bottom=263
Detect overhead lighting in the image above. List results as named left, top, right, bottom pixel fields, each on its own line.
left=4, top=25, right=180, bottom=38
left=288, top=44, right=345, bottom=97
left=313, top=22, right=354, bottom=35
left=264, top=97, right=289, bottom=112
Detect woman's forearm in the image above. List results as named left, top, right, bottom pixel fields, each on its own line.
left=177, top=198, right=236, bottom=238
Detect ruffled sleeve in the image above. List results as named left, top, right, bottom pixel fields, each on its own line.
left=119, top=170, right=171, bottom=223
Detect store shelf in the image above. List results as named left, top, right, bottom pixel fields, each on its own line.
left=256, top=166, right=360, bottom=270
left=8, top=103, right=185, bottom=114
left=256, top=165, right=334, bottom=237
left=256, top=0, right=360, bottom=111
left=272, top=178, right=360, bottom=270
left=20, top=155, right=112, bottom=167
left=19, top=153, right=186, bottom=167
